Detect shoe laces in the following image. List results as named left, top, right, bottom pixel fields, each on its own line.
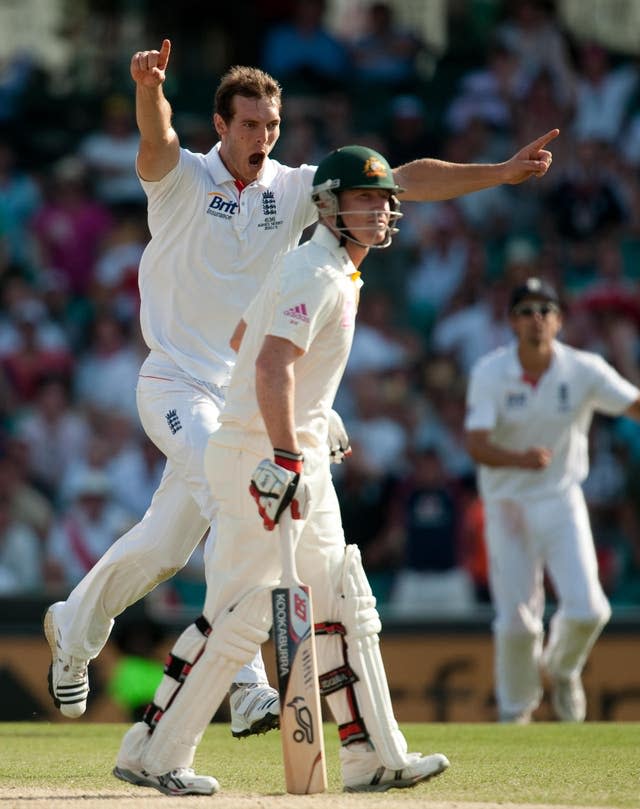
left=171, top=768, right=196, bottom=777
left=62, top=656, right=88, bottom=679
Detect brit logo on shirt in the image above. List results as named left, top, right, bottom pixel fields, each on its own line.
left=207, top=192, right=239, bottom=220
left=506, top=391, right=527, bottom=408
left=258, top=190, right=283, bottom=231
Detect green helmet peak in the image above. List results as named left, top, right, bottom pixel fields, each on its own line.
left=312, top=145, right=401, bottom=194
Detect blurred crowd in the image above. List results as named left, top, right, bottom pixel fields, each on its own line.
left=1, top=0, right=640, bottom=616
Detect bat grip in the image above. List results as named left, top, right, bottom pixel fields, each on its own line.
left=278, top=510, right=303, bottom=586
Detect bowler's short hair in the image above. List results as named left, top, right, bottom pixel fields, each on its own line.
left=214, top=66, right=282, bottom=123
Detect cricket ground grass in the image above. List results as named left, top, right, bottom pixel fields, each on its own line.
left=0, top=721, right=636, bottom=809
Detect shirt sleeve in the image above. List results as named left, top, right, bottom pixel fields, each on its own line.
left=139, top=149, right=198, bottom=205
left=465, top=359, right=499, bottom=431
left=140, top=150, right=203, bottom=235
left=588, top=355, right=639, bottom=415
left=267, top=259, right=340, bottom=353
left=292, top=163, right=320, bottom=232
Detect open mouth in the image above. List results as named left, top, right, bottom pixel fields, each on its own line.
left=249, top=152, right=265, bottom=168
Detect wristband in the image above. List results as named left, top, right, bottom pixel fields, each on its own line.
left=274, top=447, right=304, bottom=474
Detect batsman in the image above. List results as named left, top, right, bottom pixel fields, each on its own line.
left=114, top=145, right=450, bottom=795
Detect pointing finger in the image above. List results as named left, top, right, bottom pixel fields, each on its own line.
left=528, top=128, right=560, bottom=151
left=158, top=38, right=171, bottom=71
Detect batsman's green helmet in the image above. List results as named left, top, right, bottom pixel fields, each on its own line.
left=311, top=145, right=403, bottom=248
left=312, top=145, right=401, bottom=195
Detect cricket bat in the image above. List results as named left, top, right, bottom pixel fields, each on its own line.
left=272, top=510, right=327, bottom=794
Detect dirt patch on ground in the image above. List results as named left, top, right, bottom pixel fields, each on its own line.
left=0, top=789, right=615, bottom=809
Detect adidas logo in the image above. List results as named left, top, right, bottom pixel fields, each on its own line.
left=284, top=303, right=309, bottom=323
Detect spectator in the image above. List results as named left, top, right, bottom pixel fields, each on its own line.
left=0, top=445, right=54, bottom=541
left=545, top=137, right=628, bottom=246
left=404, top=203, right=470, bottom=328
left=456, top=474, right=490, bottom=602
left=415, top=389, right=475, bottom=480
left=0, top=51, right=36, bottom=125
left=261, top=0, right=349, bottom=94
left=15, top=375, right=90, bottom=500
left=74, top=310, right=143, bottom=421
left=2, top=298, right=74, bottom=403
left=59, top=432, right=113, bottom=508
left=344, top=290, right=415, bottom=379
left=46, top=470, right=134, bottom=590
left=0, top=273, right=69, bottom=358
left=93, top=212, right=147, bottom=323
left=333, top=434, right=400, bottom=603
left=272, top=109, right=325, bottom=168
left=581, top=418, right=630, bottom=599
left=431, top=279, right=513, bottom=374
left=572, top=42, right=638, bottom=145
left=620, top=102, right=640, bottom=168
left=446, top=39, right=519, bottom=134
left=319, top=90, right=357, bottom=152
left=106, top=435, right=164, bottom=519
left=0, top=490, right=42, bottom=595
left=495, top=0, right=575, bottom=109
left=347, top=1, right=425, bottom=90
left=77, top=94, right=146, bottom=212
left=0, top=137, right=42, bottom=269
left=574, top=237, right=640, bottom=315
left=385, top=95, right=438, bottom=168
left=31, top=157, right=114, bottom=297
left=344, top=371, right=409, bottom=476
left=388, top=446, right=476, bottom=617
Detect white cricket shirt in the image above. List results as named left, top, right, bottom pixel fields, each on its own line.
left=220, top=225, right=361, bottom=451
left=138, top=144, right=317, bottom=386
left=465, top=340, right=639, bottom=500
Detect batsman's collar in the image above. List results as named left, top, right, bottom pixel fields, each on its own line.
left=205, top=142, right=278, bottom=188
left=312, top=224, right=361, bottom=283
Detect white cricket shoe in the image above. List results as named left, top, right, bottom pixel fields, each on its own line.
left=229, top=682, right=280, bottom=738
left=113, top=765, right=219, bottom=795
left=44, top=602, right=89, bottom=718
left=550, top=674, right=586, bottom=722
left=341, top=746, right=450, bottom=792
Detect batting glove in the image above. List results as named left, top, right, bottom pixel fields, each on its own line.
left=328, top=409, right=352, bottom=464
left=249, top=449, right=310, bottom=531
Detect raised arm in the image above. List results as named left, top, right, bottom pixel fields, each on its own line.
left=394, top=129, right=559, bottom=202
left=130, top=38, right=180, bottom=181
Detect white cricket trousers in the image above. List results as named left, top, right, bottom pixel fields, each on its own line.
left=484, top=484, right=611, bottom=719
left=54, top=351, right=267, bottom=683
left=116, top=435, right=369, bottom=773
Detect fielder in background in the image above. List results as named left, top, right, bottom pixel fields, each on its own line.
left=44, top=35, right=557, bottom=731
left=465, top=278, right=640, bottom=724
left=113, top=146, right=450, bottom=796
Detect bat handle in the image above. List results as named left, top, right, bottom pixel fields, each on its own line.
left=278, top=510, right=303, bottom=586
